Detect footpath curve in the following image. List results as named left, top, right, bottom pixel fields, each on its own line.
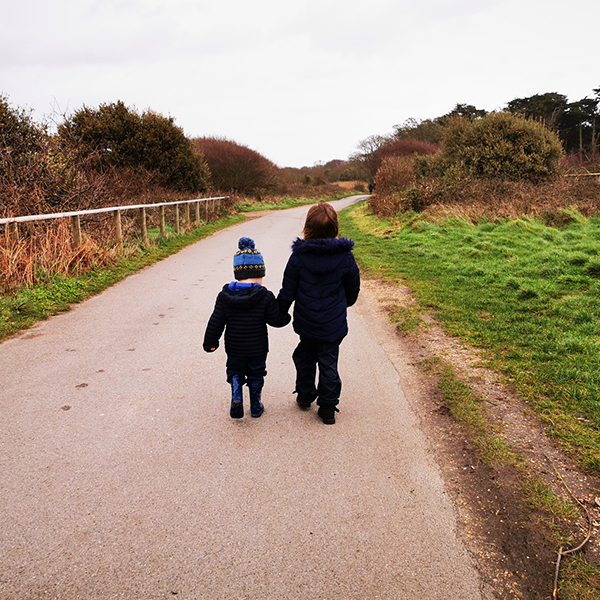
left=0, top=197, right=491, bottom=599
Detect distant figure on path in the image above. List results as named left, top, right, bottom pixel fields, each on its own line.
left=203, top=237, right=290, bottom=419
left=277, top=201, right=360, bottom=425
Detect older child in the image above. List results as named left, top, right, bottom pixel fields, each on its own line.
left=204, top=237, right=290, bottom=419
left=277, top=201, right=360, bottom=424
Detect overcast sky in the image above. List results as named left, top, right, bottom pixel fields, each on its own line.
left=1, top=0, right=599, bottom=168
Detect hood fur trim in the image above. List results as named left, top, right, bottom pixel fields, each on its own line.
left=291, top=237, right=354, bottom=255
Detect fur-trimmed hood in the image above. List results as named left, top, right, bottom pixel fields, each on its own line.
left=291, top=236, right=355, bottom=255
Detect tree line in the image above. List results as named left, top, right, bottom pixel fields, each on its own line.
left=394, top=87, right=600, bottom=154
left=1, top=96, right=347, bottom=219
left=353, top=87, right=600, bottom=219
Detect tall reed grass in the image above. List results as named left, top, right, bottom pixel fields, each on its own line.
left=0, top=220, right=119, bottom=292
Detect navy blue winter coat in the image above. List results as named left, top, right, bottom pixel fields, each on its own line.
left=277, top=237, right=360, bottom=342
left=203, top=283, right=290, bottom=356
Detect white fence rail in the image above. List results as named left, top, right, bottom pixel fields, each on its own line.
left=0, top=196, right=227, bottom=249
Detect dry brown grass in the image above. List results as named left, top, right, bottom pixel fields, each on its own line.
left=0, top=220, right=120, bottom=292
left=371, top=171, right=600, bottom=224
left=332, top=180, right=367, bottom=192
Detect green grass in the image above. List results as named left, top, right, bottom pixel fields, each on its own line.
left=340, top=203, right=600, bottom=474
left=234, top=192, right=355, bottom=212
left=0, top=215, right=245, bottom=342
left=339, top=203, right=600, bottom=597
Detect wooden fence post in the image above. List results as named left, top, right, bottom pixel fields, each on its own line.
left=114, top=210, right=123, bottom=252
left=71, top=215, right=82, bottom=249
left=195, top=201, right=200, bottom=226
left=140, top=207, right=149, bottom=246
left=175, top=205, right=180, bottom=235
left=11, top=222, right=19, bottom=243
left=185, top=203, right=191, bottom=230
left=160, top=205, right=166, bottom=237
left=5, top=222, right=13, bottom=247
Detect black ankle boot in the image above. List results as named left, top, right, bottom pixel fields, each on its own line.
left=318, top=405, right=339, bottom=425
left=230, top=374, right=244, bottom=419
left=296, top=392, right=315, bottom=410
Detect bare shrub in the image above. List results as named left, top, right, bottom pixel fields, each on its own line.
left=353, top=136, right=439, bottom=182
left=192, top=137, right=279, bottom=196
left=370, top=156, right=419, bottom=216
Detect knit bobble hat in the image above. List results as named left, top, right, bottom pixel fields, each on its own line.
left=233, top=237, right=266, bottom=280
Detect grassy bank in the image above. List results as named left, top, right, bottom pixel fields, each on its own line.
left=0, top=215, right=245, bottom=342
left=340, top=202, right=600, bottom=474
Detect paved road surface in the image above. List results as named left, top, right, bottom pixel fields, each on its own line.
left=0, top=197, right=487, bottom=599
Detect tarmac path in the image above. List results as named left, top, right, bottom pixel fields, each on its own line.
left=0, top=196, right=488, bottom=599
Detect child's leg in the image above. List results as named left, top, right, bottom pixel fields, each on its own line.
left=246, top=356, right=267, bottom=418
left=292, top=338, right=319, bottom=406
left=226, top=356, right=246, bottom=419
left=315, top=340, right=342, bottom=407
left=314, top=340, right=342, bottom=424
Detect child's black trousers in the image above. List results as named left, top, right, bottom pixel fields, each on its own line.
left=226, top=355, right=267, bottom=387
left=292, top=338, right=342, bottom=407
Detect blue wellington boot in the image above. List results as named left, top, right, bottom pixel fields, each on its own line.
left=248, top=383, right=264, bottom=418
left=230, top=374, right=244, bottom=419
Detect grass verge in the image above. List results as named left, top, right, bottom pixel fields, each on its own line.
left=340, top=202, right=600, bottom=474
left=0, top=215, right=245, bottom=342
left=339, top=202, right=600, bottom=598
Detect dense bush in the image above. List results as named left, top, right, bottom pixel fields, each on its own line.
left=371, top=138, right=438, bottom=178
left=422, top=112, right=564, bottom=181
left=370, top=156, right=421, bottom=215
left=192, top=137, right=279, bottom=196
left=58, top=101, right=210, bottom=193
left=352, top=136, right=439, bottom=182
left=393, top=118, right=446, bottom=145
left=0, top=95, right=88, bottom=216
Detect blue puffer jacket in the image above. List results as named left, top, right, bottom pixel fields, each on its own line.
left=277, top=237, right=360, bottom=342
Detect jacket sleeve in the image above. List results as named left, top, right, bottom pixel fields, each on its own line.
left=265, top=292, right=292, bottom=328
left=343, top=254, right=361, bottom=308
left=276, top=256, right=299, bottom=314
left=203, top=294, right=226, bottom=352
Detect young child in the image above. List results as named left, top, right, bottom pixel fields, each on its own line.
left=203, top=237, right=290, bottom=419
left=277, top=201, right=360, bottom=424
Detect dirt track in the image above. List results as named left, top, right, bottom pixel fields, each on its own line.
left=0, top=197, right=492, bottom=599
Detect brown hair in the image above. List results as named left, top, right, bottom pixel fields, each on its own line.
left=302, top=201, right=339, bottom=240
